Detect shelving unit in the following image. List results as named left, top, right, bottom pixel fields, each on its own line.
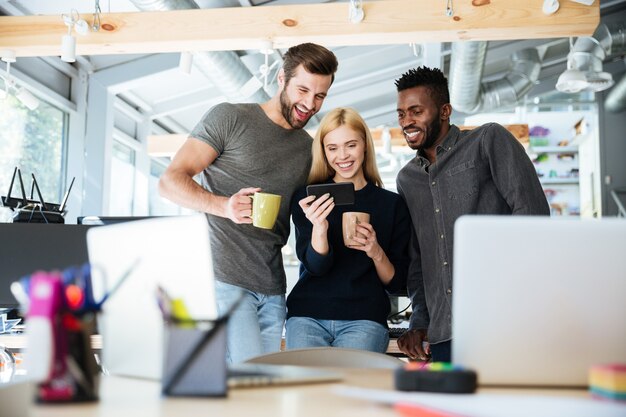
left=464, top=108, right=600, bottom=217
left=528, top=146, right=578, bottom=154
left=540, top=178, right=579, bottom=185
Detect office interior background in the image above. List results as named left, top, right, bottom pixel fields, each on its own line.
left=1, top=1, right=625, bottom=295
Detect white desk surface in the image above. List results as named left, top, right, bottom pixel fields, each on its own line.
left=27, top=369, right=593, bottom=417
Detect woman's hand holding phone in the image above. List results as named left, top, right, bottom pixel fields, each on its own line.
left=299, top=193, right=335, bottom=232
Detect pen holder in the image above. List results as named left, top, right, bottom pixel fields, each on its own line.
left=36, top=314, right=100, bottom=402
left=161, top=315, right=229, bottom=397
left=27, top=273, right=100, bottom=403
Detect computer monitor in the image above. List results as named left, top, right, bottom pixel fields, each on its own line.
left=0, top=223, right=92, bottom=309
left=77, top=216, right=156, bottom=225
left=452, top=216, right=626, bottom=387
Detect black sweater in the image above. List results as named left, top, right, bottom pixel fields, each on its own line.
left=287, top=181, right=411, bottom=327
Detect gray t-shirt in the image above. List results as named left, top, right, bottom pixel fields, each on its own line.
left=190, top=102, right=313, bottom=295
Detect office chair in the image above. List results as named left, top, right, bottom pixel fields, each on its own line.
left=245, top=347, right=404, bottom=369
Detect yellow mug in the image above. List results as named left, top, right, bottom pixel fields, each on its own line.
left=251, top=192, right=282, bottom=230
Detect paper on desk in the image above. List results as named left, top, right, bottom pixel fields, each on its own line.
left=333, top=386, right=626, bottom=417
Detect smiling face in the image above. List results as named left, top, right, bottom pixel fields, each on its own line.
left=396, top=85, right=451, bottom=152
left=278, top=64, right=333, bottom=130
left=323, top=124, right=366, bottom=186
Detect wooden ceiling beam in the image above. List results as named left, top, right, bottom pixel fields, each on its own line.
left=148, top=124, right=529, bottom=157
left=0, top=0, right=599, bottom=58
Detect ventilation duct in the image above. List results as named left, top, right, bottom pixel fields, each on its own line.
left=605, top=72, right=626, bottom=113
left=129, top=0, right=269, bottom=102
left=449, top=42, right=541, bottom=114
left=448, top=41, right=487, bottom=114
left=557, top=23, right=626, bottom=94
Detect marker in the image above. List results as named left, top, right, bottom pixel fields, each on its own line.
left=395, top=402, right=466, bottom=417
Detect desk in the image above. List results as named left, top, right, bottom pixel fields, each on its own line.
left=30, top=369, right=397, bottom=417
left=2, top=333, right=400, bottom=356
left=0, top=333, right=102, bottom=351
left=27, top=369, right=594, bottom=417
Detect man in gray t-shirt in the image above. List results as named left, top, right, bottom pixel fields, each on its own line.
left=159, top=43, right=338, bottom=363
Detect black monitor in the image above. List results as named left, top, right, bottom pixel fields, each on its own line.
left=77, top=216, right=156, bottom=225
left=0, top=223, right=92, bottom=309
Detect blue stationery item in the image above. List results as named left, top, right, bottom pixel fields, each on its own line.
left=60, top=260, right=139, bottom=315
left=0, top=312, right=21, bottom=334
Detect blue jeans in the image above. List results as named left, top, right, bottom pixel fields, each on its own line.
left=285, top=317, right=389, bottom=354
left=430, top=340, right=452, bottom=363
left=215, top=280, right=286, bottom=364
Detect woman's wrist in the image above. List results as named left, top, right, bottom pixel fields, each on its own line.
left=371, top=246, right=385, bottom=263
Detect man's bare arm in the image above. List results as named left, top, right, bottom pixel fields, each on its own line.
left=158, top=138, right=259, bottom=223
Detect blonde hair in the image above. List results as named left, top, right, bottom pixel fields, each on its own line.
left=308, top=107, right=383, bottom=187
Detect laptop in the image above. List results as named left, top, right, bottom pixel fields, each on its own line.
left=87, top=215, right=218, bottom=380
left=452, top=216, right=626, bottom=387
left=87, top=215, right=341, bottom=387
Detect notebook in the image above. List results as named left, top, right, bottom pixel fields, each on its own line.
left=452, top=216, right=626, bottom=387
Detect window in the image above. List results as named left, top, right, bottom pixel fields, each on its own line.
left=0, top=94, right=67, bottom=204
left=109, top=140, right=136, bottom=215
left=148, top=158, right=190, bottom=215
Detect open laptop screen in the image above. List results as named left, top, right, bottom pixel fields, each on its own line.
left=87, top=215, right=217, bottom=380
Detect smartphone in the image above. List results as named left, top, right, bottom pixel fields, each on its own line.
left=306, top=182, right=355, bottom=206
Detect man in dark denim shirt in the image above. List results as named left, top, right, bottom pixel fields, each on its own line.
left=394, top=67, right=550, bottom=362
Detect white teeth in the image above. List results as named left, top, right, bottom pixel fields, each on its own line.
left=295, top=105, right=309, bottom=114
left=405, top=131, right=420, bottom=139
left=337, top=162, right=353, bottom=168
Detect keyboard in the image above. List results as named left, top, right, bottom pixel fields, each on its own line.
left=388, top=327, right=408, bottom=339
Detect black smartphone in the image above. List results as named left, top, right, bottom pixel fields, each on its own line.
left=306, top=182, right=355, bottom=206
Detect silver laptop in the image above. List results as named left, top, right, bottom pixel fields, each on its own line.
left=452, top=216, right=626, bottom=387
left=88, top=215, right=341, bottom=387
left=87, top=215, right=218, bottom=380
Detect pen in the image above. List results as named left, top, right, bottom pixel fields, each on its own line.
left=155, top=285, right=172, bottom=319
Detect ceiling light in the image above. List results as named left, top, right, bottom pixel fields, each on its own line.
left=556, top=68, right=589, bottom=93
left=0, top=50, right=40, bottom=111
left=348, top=0, right=364, bottom=24
left=14, top=87, right=39, bottom=111
left=258, top=41, right=278, bottom=90
left=61, top=9, right=89, bottom=63
left=61, top=33, right=77, bottom=63
left=1, top=49, right=16, bottom=64
left=179, top=52, right=193, bottom=75
left=584, top=71, right=614, bottom=92
left=556, top=37, right=589, bottom=94
left=542, top=0, right=559, bottom=15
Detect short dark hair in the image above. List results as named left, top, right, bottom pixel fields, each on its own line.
left=283, top=43, right=339, bottom=85
left=394, top=66, right=450, bottom=107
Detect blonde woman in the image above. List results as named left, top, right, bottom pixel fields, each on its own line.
left=286, top=107, right=411, bottom=353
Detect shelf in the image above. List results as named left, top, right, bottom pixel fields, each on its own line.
left=540, top=178, right=579, bottom=185
left=528, top=146, right=578, bottom=154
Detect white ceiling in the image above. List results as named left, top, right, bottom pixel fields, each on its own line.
left=2, top=0, right=626, bottom=135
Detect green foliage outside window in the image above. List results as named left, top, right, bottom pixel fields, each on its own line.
left=0, top=94, right=66, bottom=204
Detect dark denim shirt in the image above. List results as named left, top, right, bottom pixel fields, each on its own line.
left=396, top=123, right=550, bottom=344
